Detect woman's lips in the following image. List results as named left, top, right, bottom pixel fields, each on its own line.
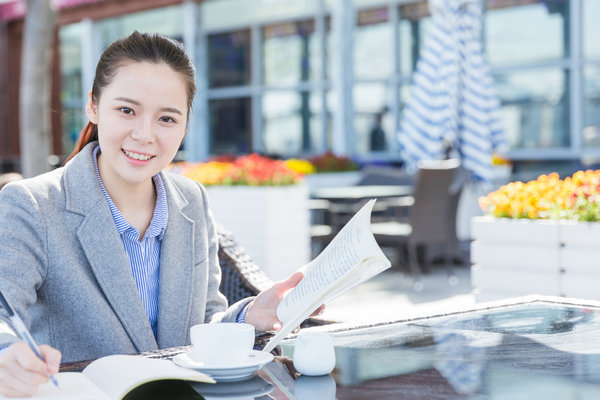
left=122, top=149, right=154, bottom=161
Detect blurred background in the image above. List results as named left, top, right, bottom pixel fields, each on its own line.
left=1, top=0, right=599, bottom=182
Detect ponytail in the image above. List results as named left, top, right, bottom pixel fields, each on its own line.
left=62, top=121, right=98, bottom=166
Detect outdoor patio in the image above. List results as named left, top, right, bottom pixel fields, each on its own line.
left=320, top=255, right=476, bottom=327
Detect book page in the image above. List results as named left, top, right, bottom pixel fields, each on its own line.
left=0, top=372, right=110, bottom=400
left=264, top=200, right=391, bottom=352
left=83, top=355, right=214, bottom=399
left=263, top=267, right=363, bottom=353
left=277, top=199, right=391, bottom=324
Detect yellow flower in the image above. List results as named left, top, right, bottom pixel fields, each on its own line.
left=479, top=169, right=600, bottom=221
left=491, top=153, right=511, bottom=165
left=182, top=162, right=233, bottom=186
left=168, top=154, right=301, bottom=186
left=284, top=159, right=316, bottom=175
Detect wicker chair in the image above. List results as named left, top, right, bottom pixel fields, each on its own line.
left=217, top=224, right=274, bottom=304
left=216, top=224, right=333, bottom=329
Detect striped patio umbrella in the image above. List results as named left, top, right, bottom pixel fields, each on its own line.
left=397, top=0, right=506, bottom=182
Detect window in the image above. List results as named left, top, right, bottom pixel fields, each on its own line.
left=353, top=83, right=391, bottom=154
left=209, top=98, right=252, bottom=154
left=263, top=20, right=319, bottom=85
left=398, top=2, right=430, bottom=76
left=99, top=6, right=184, bottom=48
left=495, top=69, right=568, bottom=149
left=583, top=0, right=600, bottom=59
left=208, top=30, right=251, bottom=88
left=54, top=0, right=600, bottom=164
left=485, top=1, right=568, bottom=67
left=583, top=66, right=600, bottom=148
left=261, top=18, right=327, bottom=155
left=262, top=91, right=323, bottom=156
left=485, top=0, right=571, bottom=154
left=354, top=8, right=392, bottom=80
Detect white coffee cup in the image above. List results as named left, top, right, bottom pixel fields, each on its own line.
left=190, top=323, right=255, bottom=366
left=293, top=331, right=336, bottom=376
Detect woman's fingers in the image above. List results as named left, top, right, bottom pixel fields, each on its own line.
left=39, top=345, right=61, bottom=374
left=0, top=342, right=62, bottom=398
left=274, top=271, right=304, bottom=295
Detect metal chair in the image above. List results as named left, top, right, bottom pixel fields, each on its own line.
left=370, top=159, right=463, bottom=291
left=308, top=199, right=335, bottom=257
left=355, top=165, right=415, bottom=186
left=355, top=166, right=416, bottom=223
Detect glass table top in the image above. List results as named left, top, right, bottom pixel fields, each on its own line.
left=61, top=297, right=600, bottom=399
left=277, top=298, right=600, bottom=399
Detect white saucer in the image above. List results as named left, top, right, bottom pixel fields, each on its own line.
left=190, top=375, right=274, bottom=399
left=172, top=350, right=274, bottom=382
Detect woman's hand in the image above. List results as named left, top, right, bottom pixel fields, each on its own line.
left=244, top=271, right=325, bottom=332
left=0, top=342, right=61, bottom=398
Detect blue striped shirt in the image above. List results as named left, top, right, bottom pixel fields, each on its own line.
left=93, top=146, right=167, bottom=337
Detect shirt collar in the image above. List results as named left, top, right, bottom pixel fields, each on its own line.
left=93, top=145, right=168, bottom=240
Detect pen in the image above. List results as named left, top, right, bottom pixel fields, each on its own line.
left=0, top=291, right=59, bottom=387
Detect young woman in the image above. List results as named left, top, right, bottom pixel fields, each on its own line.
left=0, top=31, right=306, bottom=397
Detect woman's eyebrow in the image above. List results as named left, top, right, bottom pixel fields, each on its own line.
left=114, top=96, right=182, bottom=115
left=160, top=107, right=183, bottom=115
left=114, top=96, right=140, bottom=105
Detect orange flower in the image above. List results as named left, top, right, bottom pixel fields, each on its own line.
left=168, top=154, right=300, bottom=186
left=479, top=170, right=600, bottom=221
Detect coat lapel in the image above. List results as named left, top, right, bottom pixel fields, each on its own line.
left=77, top=209, right=159, bottom=352
left=64, top=143, right=158, bottom=353
left=155, top=175, right=195, bottom=349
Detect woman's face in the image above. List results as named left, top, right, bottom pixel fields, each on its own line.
left=86, top=61, right=188, bottom=190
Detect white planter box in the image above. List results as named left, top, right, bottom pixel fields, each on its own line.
left=471, top=217, right=600, bottom=302
left=558, top=221, right=600, bottom=299
left=206, top=184, right=310, bottom=281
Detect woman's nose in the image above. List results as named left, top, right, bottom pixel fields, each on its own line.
left=130, top=118, right=156, bottom=143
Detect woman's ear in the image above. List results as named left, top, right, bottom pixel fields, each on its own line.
left=85, top=91, right=98, bottom=124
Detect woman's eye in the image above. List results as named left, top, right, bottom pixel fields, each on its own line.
left=160, top=116, right=176, bottom=124
left=119, top=107, right=134, bottom=115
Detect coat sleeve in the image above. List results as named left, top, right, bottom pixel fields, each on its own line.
left=0, top=183, right=48, bottom=347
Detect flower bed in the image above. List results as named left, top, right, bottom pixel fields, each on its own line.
left=168, top=155, right=309, bottom=280
left=167, top=152, right=364, bottom=278
left=172, top=153, right=301, bottom=186
left=472, top=170, right=600, bottom=302
left=479, top=170, right=600, bottom=221
left=286, top=153, right=362, bottom=190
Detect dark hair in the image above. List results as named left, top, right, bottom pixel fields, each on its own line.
left=63, top=31, right=196, bottom=165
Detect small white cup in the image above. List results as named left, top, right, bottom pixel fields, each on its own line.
left=293, top=331, right=336, bottom=376
left=190, top=323, right=254, bottom=366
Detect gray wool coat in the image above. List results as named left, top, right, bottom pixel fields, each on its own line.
left=0, top=142, right=248, bottom=362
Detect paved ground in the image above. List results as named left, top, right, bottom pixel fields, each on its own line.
left=320, top=263, right=477, bottom=326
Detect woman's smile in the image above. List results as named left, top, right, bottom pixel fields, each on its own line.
left=122, top=149, right=155, bottom=162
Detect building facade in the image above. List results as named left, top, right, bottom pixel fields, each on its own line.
left=1, top=0, right=599, bottom=176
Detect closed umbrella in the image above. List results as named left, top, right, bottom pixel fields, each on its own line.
left=397, top=0, right=506, bottom=182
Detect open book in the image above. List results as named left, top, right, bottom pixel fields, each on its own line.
left=263, top=199, right=391, bottom=352
left=2, top=354, right=214, bottom=400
